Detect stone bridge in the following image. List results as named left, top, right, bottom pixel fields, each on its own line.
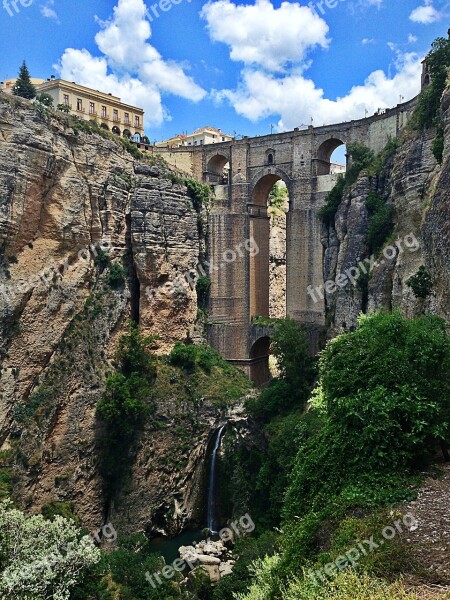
left=157, top=97, right=417, bottom=384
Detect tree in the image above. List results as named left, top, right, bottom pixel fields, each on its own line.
left=12, top=61, right=36, bottom=99
left=268, top=181, right=288, bottom=211
left=0, top=500, right=100, bottom=599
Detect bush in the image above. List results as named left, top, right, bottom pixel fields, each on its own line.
left=406, top=265, right=433, bottom=298
left=107, top=262, right=126, bottom=288
left=0, top=500, right=100, bottom=599
left=284, top=311, right=450, bottom=522
left=196, top=274, right=211, bottom=305
left=35, top=92, right=54, bottom=107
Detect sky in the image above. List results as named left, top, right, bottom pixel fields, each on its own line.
left=0, top=0, right=448, bottom=144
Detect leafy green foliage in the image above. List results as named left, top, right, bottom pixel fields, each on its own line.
left=186, top=178, right=214, bottom=213
left=97, top=322, right=156, bottom=495
left=107, top=262, right=126, bottom=289
left=247, top=318, right=316, bottom=420
left=364, top=191, right=395, bottom=253
left=71, top=534, right=178, bottom=600
left=196, top=275, right=211, bottom=306
left=35, top=92, right=54, bottom=107
left=268, top=181, right=288, bottom=211
left=413, top=33, right=450, bottom=162
left=12, top=62, right=36, bottom=99
left=414, top=34, right=450, bottom=130
left=284, top=311, right=450, bottom=523
left=406, top=265, right=433, bottom=298
left=98, top=322, right=156, bottom=430
left=56, top=103, right=71, bottom=113
left=0, top=500, right=100, bottom=599
left=318, top=143, right=375, bottom=225
left=41, top=501, right=80, bottom=524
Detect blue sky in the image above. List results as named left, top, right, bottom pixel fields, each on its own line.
left=0, top=0, right=448, bottom=142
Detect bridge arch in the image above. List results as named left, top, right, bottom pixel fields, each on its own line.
left=249, top=169, right=291, bottom=320
left=205, top=152, right=231, bottom=184
left=249, top=336, right=271, bottom=386
left=316, top=137, right=347, bottom=175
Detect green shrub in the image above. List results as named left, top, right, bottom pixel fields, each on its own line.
left=406, top=265, right=433, bottom=298
left=196, top=274, right=211, bottom=305
left=186, top=178, right=214, bottom=212
left=169, top=342, right=198, bottom=371
left=107, top=262, right=126, bottom=288
left=35, top=92, right=54, bottom=107
left=41, top=501, right=80, bottom=524
left=284, top=311, right=450, bottom=523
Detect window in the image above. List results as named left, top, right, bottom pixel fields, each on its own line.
left=77, top=98, right=83, bottom=111
left=268, top=153, right=274, bottom=165
left=124, top=112, right=130, bottom=124
left=113, top=109, right=119, bottom=122
left=101, top=105, right=107, bottom=118
left=89, top=102, right=95, bottom=115
left=222, top=137, right=225, bottom=141
left=135, top=115, right=140, bottom=127
left=200, top=140, right=203, bottom=145
left=64, top=94, right=70, bottom=106
left=194, top=140, right=198, bottom=145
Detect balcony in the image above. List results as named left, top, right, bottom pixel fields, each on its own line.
left=100, top=113, right=110, bottom=120
left=113, top=117, right=121, bottom=124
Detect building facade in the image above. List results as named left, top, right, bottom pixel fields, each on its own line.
left=157, top=126, right=234, bottom=148
left=1, top=76, right=145, bottom=140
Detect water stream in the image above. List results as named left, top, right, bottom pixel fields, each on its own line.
left=206, top=425, right=226, bottom=534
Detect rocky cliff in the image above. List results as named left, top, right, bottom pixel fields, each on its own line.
left=321, top=87, right=450, bottom=333
left=0, top=94, right=246, bottom=537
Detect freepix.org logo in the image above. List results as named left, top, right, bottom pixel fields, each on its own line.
left=3, top=0, right=32, bottom=17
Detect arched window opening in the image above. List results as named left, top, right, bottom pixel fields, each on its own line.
left=206, top=154, right=230, bottom=184
left=316, top=138, right=346, bottom=175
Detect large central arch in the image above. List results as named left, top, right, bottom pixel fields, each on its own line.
left=249, top=169, right=291, bottom=320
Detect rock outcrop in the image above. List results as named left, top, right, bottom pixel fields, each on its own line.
left=0, top=94, right=235, bottom=537
left=321, top=87, right=450, bottom=332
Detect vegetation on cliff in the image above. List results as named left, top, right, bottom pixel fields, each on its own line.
left=213, top=311, right=450, bottom=600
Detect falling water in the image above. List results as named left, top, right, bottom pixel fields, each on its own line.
left=206, top=425, right=226, bottom=534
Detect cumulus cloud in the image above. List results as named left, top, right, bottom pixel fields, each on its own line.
left=409, top=0, right=442, bottom=23
left=200, top=0, right=329, bottom=72
left=54, top=0, right=206, bottom=128
left=203, top=0, right=422, bottom=131
left=361, top=38, right=375, bottom=45
left=212, top=52, right=422, bottom=131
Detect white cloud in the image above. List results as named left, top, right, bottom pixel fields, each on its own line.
left=361, top=38, right=375, bottom=45
left=40, top=0, right=59, bottom=22
left=201, top=0, right=329, bottom=72
left=408, top=33, right=418, bottom=43
left=55, top=0, right=206, bottom=128
left=213, top=52, right=422, bottom=130
left=409, top=0, right=442, bottom=23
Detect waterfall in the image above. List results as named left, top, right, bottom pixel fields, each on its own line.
left=206, top=425, right=226, bottom=534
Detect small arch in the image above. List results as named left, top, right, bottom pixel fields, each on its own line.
left=112, top=126, right=121, bottom=136
left=133, top=133, right=141, bottom=142
left=100, top=123, right=109, bottom=131
left=249, top=336, right=271, bottom=386
left=123, top=129, right=132, bottom=139
left=316, top=138, right=346, bottom=175
left=142, top=135, right=150, bottom=144
left=423, top=74, right=430, bottom=86
left=206, top=154, right=230, bottom=184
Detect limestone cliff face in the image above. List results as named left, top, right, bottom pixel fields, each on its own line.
left=322, top=88, right=450, bottom=332
left=0, top=95, right=227, bottom=536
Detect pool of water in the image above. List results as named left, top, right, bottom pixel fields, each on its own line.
left=148, top=529, right=206, bottom=565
